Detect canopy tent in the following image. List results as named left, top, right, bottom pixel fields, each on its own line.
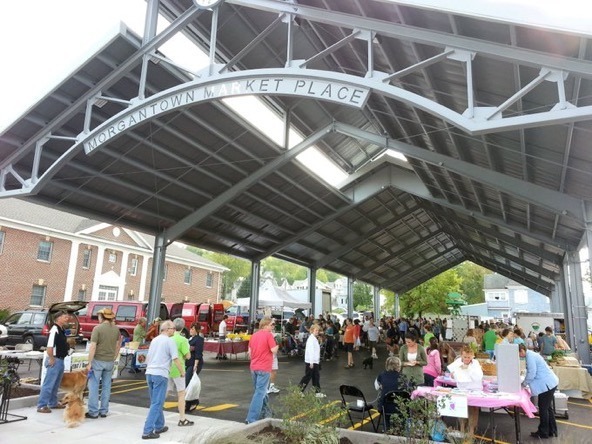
left=237, top=285, right=312, bottom=310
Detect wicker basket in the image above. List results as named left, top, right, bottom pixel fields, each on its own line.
left=480, top=360, right=497, bottom=376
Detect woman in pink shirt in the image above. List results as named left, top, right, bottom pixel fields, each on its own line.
left=423, top=337, right=441, bottom=386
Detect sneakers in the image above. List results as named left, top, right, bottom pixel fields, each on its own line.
left=37, top=406, right=51, bottom=413
left=85, top=412, right=99, bottom=419
left=142, top=432, right=160, bottom=440
left=155, top=426, right=169, bottom=434
left=267, top=384, right=280, bottom=394
left=315, top=392, right=327, bottom=398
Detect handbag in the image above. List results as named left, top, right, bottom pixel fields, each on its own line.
left=185, top=372, right=202, bottom=402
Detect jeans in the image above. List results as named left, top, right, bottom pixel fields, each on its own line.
left=537, top=386, right=557, bottom=437
left=143, top=374, right=168, bottom=436
left=37, top=358, right=65, bottom=408
left=245, top=370, right=271, bottom=424
left=87, top=360, right=115, bottom=416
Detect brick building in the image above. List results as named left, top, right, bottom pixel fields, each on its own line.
left=0, top=198, right=228, bottom=313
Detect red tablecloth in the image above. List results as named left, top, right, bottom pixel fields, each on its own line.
left=203, top=340, right=249, bottom=355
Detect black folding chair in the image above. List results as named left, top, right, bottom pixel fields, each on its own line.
left=381, top=390, right=411, bottom=432
left=339, top=384, right=378, bottom=432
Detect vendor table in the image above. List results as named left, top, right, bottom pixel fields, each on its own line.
left=551, top=365, right=592, bottom=399
left=412, top=386, right=537, bottom=444
left=118, top=347, right=149, bottom=372
left=203, top=340, right=249, bottom=359
left=0, top=350, right=44, bottom=382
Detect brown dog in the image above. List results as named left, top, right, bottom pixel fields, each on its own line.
left=60, top=368, right=88, bottom=400
left=61, top=392, right=85, bottom=428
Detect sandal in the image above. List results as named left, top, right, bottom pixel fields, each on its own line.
left=178, top=419, right=194, bottom=427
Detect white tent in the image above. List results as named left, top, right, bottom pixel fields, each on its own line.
left=236, top=283, right=311, bottom=310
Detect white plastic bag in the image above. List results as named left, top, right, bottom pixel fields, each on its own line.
left=185, top=372, right=201, bottom=401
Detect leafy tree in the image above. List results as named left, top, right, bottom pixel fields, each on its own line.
left=200, top=251, right=250, bottom=299
left=400, top=269, right=462, bottom=317
left=353, top=281, right=372, bottom=311
left=381, top=289, right=396, bottom=316
left=455, top=261, right=488, bottom=305
left=237, top=274, right=252, bottom=299
left=261, top=257, right=307, bottom=285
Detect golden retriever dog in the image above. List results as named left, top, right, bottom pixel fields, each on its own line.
left=61, top=392, right=85, bottom=428
left=60, top=368, right=88, bottom=400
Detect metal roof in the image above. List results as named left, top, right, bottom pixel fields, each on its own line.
left=2, top=0, right=592, bottom=297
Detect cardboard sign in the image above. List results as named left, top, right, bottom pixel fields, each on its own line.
left=437, top=394, right=468, bottom=418
left=135, top=349, right=149, bottom=368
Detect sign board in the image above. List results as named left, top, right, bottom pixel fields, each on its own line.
left=437, top=394, right=468, bottom=418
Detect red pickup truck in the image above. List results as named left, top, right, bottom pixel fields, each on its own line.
left=166, top=302, right=248, bottom=336
left=77, top=301, right=175, bottom=340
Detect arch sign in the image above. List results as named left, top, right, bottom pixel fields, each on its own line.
left=83, top=72, right=370, bottom=154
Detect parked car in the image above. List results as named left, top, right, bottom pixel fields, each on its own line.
left=77, top=301, right=174, bottom=340
left=0, top=301, right=87, bottom=350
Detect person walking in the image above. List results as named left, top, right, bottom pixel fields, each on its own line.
left=245, top=317, right=278, bottom=424
left=423, top=336, right=441, bottom=387
left=298, top=324, right=325, bottom=397
left=519, top=344, right=559, bottom=439
left=365, top=319, right=380, bottom=359
left=141, top=320, right=185, bottom=440
left=185, top=322, right=204, bottom=413
left=482, top=325, right=498, bottom=359
left=342, top=318, right=355, bottom=368
left=168, top=318, right=194, bottom=427
left=539, top=326, right=558, bottom=357
left=86, top=308, right=121, bottom=419
left=37, top=310, right=70, bottom=413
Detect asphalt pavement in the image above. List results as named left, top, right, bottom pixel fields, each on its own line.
left=6, top=343, right=592, bottom=443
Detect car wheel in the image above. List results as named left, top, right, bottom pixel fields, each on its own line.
left=24, top=335, right=36, bottom=350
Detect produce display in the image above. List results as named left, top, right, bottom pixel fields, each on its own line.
left=226, top=333, right=251, bottom=341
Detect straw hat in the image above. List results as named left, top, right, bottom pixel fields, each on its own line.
left=98, top=308, right=116, bottom=320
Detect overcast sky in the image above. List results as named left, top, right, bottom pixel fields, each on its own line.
left=1, top=0, right=591, bottom=132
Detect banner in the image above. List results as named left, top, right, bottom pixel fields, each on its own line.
left=437, top=394, right=468, bottom=418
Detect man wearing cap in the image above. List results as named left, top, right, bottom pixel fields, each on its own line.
left=86, top=308, right=121, bottom=419
left=37, top=310, right=70, bottom=413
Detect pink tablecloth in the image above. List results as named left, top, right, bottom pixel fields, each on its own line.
left=412, top=386, right=537, bottom=418
left=203, top=340, right=249, bottom=355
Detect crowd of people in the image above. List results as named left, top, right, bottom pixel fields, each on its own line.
left=35, top=309, right=568, bottom=440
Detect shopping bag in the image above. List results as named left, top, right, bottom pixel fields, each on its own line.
left=185, top=372, right=201, bottom=401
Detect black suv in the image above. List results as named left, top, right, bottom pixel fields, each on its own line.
left=0, top=301, right=87, bottom=350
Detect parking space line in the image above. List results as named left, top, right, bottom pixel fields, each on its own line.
left=289, top=400, right=341, bottom=420
left=110, top=384, right=148, bottom=395
left=163, top=402, right=238, bottom=412
left=347, top=410, right=380, bottom=430
left=201, top=404, right=239, bottom=412
left=556, top=419, right=592, bottom=430
left=568, top=400, right=592, bottom=409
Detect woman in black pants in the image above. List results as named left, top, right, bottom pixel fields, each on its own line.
left=185, top=323, right=204, bottom=412
left=519, top=344, right=559, bottom=438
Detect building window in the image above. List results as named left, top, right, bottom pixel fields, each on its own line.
left=30, top=285, right=46, bottom=306
left=0, top=231, right=5, bottom=254
left=206, top=272, right=213, bottom=288
left=184, top=268, right=192, bottom=285
left=514, top=289, right=528, bottom=304
left=486, top=291, right=508, bottom=302
left=108, top=252, right=117, bottom=263
left=129, top=258, right=138, bottom=276
left=37, top=240, right=53, bottom=262
left=77, top=289, right=87, bottom=301
left=82, top=249, right=92, bottom=269
left=98, top=285, right=118, bottom=301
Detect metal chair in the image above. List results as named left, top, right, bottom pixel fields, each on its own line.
left=381, top=390, right=411, bottom=432
left=339, top=384, right=378, bottom=432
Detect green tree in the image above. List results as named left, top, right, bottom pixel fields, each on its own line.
left=400, top=269, right=462, bottom=317
left=353, top=281, right=372, bottom=311
left=455, top=261, right=488, bottom=305
left=381, top=289, right=395, bottom=316
left=261, top=257, right=307, bottom=285
left=201, top=251, right=250, bottom=299
left=237, top=274, right=252, bottom=299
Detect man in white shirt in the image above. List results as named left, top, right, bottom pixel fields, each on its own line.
left=217, top=315, right=228, bottom=360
